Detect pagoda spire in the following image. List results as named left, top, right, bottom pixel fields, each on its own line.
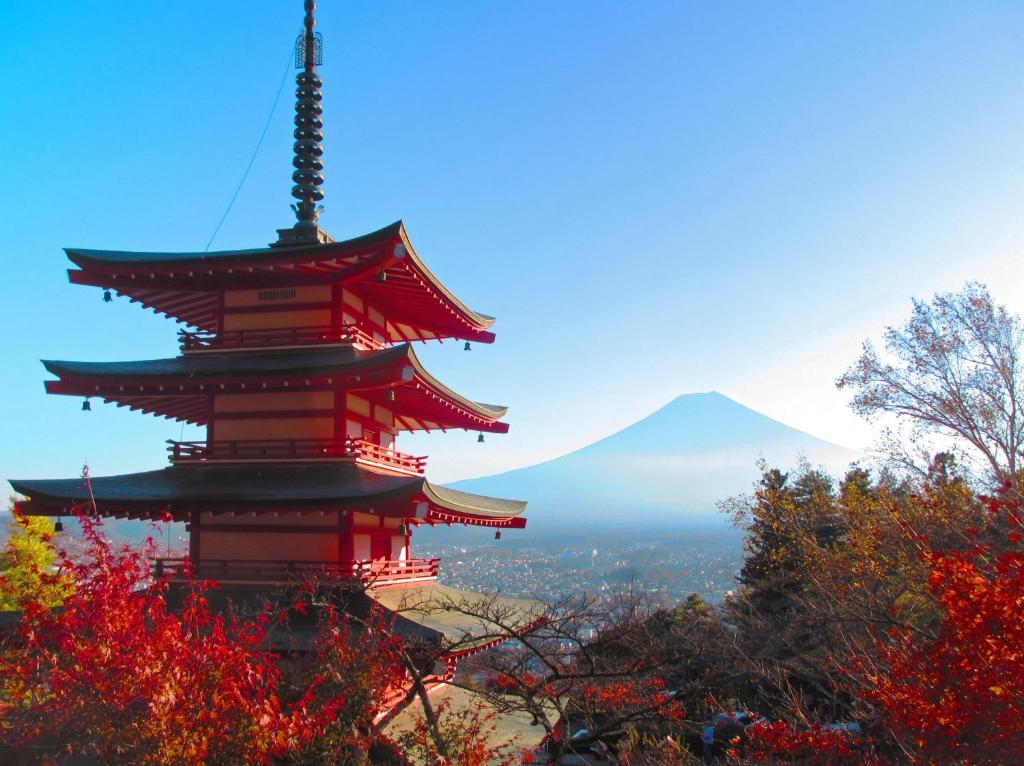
left=276, top=0, right=329, bottom=246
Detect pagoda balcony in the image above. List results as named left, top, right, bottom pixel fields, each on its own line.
left=167, top=437, right=427, bottom=474
left=152, top=557, right=440, bottom=586
left=178, top=325, right=384, bottom=353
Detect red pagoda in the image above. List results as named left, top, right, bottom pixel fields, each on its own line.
left=10, top=2, right=528, bottom=620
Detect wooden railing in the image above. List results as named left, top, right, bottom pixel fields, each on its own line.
left=152, top=557, right=440, bottom=586
left=167, top=437, right=427, bottom=474
left=350, top=439, right=427, bottom=474
left=179, top=325, right=383, bottom=352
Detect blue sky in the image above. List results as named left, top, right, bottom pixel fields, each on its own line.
left=2, top=1, right=1023, bottom=485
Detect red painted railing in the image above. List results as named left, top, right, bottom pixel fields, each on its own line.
left=167, top=437, right=427, bottom=474
left=152, top=557, right=440, bottom=585
left=350, top=439, right=427, bottom=474
left=179, top=325, right=383, bottom=352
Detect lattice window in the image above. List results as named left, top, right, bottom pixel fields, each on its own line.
left=257, top=288, right=297, bottom=302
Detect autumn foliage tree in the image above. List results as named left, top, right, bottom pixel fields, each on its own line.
left=721, top=464, right=862, bottom=717
left=737, top=482, right=1024, bottom=765
left=0, top=508, right=410, bottom=765
left=0, top=506, right=578, bottom=765
left=391, top=694, right=520, bottom=766
left=709, top=283, right=1024, bottom=764
left=443, top=589, right=689, bottom=763
left=855, top=486, right=1024, bottom=764
left=838, top=282, right=1024, bottom=482
left=0, top=504, right=72, bottom=611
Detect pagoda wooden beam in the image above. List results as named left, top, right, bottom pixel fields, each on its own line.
left=210, top=408, right=337, bottom=420
left=196, top=522, right=341, bottom=534
left=164, top=294, right=219, bottom=313
left=221, top=300, right=332, bottom=315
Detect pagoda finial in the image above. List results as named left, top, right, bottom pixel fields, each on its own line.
left=276, top=0, right=329, bottom=246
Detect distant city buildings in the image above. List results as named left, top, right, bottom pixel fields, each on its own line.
left=420, top=532, right=744, bottom=605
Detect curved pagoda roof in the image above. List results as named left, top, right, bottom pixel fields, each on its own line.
left=369, top=583, right=544, bottom=650
left=66, top=221, right=496, bottom=343
left=9, top=463, right=526, bottom=529
left=41, top=344, right=509, bottom=432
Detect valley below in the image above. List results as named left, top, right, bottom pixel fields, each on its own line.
left=416, top=522, right=747, bottom=605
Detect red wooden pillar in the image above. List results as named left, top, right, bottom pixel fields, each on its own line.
left=337, top=510, right=353, bottom=562
left=216, top=289, right=225, bottom=335
left=334, top=383, right=346, bottom=451
left=206, top=394, right=216, bottom=445
left=330, top=282, right=342, bottom=333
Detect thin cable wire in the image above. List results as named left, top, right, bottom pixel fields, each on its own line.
left=204, top=45, right=295, bottom=252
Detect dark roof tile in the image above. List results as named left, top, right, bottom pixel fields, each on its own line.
left=10, top=464, right=526, bottom=520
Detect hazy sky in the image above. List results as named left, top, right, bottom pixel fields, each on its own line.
left=2, top=1, right=1023, bottom=485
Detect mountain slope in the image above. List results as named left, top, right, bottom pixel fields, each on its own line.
left=448, top=392, right=859, bottom=528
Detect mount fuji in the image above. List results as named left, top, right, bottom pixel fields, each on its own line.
left=446, top=392, right=860, bottom=530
